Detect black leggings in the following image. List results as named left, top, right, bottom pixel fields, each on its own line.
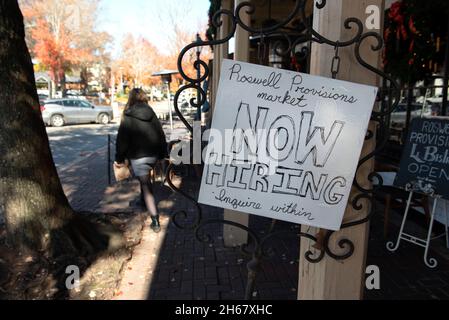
left=138, top=175, right=158, bottom=217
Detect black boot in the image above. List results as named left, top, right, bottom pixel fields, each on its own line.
left=150, top=215, right=161, bottom=233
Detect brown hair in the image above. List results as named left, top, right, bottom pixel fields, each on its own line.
left=125, top=88, right=148, bottom=110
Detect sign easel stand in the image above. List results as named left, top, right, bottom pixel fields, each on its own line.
left=386, top=182, right=449, bottom=268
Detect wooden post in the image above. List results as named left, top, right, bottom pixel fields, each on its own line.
left=223, top=0, right=251, bottom=247
left=211, top=0, right=232, bottom=116
left=298, top=0, right=384, bottom=300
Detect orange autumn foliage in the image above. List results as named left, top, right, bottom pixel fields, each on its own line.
left=20, top=0, right=109, bottom=87
left=31, top=19, right=84, bottom=82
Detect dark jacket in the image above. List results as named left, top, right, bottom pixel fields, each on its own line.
left=115, top=103, right=168, bottom=163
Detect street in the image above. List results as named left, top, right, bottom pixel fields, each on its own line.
left=46, top=123, right=119, bottom=169
left=46, top=112, right=191, bottom=170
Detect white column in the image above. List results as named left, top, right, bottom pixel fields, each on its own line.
left=223, top=0, right=251, bottom=247
left=211, top=0, right=232, bottom=116
left=298, top=0, right=384, bottom=300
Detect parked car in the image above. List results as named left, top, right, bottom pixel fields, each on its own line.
left=390, top=103, right=432, bottom=126
left=66, top=94, right=88, bottom=100
left=426, top=93, right=449, bottom=104
left=150, top=88, right=164, bottom=101
left=41, top=99, right=113, bottom=127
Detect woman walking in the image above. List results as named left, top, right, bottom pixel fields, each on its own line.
left=114, top=88, right=168, bottom=233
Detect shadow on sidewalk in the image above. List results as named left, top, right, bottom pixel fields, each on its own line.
left=144, top=167, right=300, bottom=300
left=142, top=166, right=449, bottom=300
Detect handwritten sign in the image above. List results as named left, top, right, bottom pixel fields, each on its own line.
left=198, top=59, right=378, bottom=230
left=394, top=117, right=449, bottom=199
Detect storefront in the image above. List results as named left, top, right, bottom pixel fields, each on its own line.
left=170, top=0, right=449, bottom=299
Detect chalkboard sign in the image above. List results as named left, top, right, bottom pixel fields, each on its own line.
left=394, top=117, right=449, bottom=199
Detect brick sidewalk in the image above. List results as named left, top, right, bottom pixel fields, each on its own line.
left=121, top=170, right=449, bottom=300
left=57, top=116, right=191, bottom=214
left=57, top=140, right=449, bottom=300
left=117, top=172, right=299, bottom=300
left=58, top=145, right=141, bottom=214
left=365, top=203, right=449, bottom=300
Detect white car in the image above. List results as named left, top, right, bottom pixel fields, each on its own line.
left=41, top=99, right=114, bottom=127
left=390, top=103, right=432, bottom=126
left=416, top=93, right=449, bottom=104
left=427, top=93, right=449, bottom=104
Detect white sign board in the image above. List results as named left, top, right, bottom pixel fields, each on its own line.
left=198, top=59, right=378, bottom=230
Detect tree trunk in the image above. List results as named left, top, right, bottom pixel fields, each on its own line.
left=50, top=79, right=56, bottom=98
left=81, top=66, right=88, bottom=94
left=60, top=72, right=67, bottom=97
left=0, top=1, right=103, bottom=254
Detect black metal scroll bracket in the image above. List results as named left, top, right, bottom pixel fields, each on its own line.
left=166, top=0, right=400, bottom=300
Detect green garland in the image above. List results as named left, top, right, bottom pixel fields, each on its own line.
left=383, top=0, right=448, bottom=84
left=206, top=0, right=222, bottom=45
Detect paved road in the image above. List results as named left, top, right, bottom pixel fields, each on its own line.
left=46, top=120, right=189, bottom=170
left=46, top=123, right=119, bottom=169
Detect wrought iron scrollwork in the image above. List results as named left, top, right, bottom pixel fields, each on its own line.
left=167, top=0, right=399, bottom=299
